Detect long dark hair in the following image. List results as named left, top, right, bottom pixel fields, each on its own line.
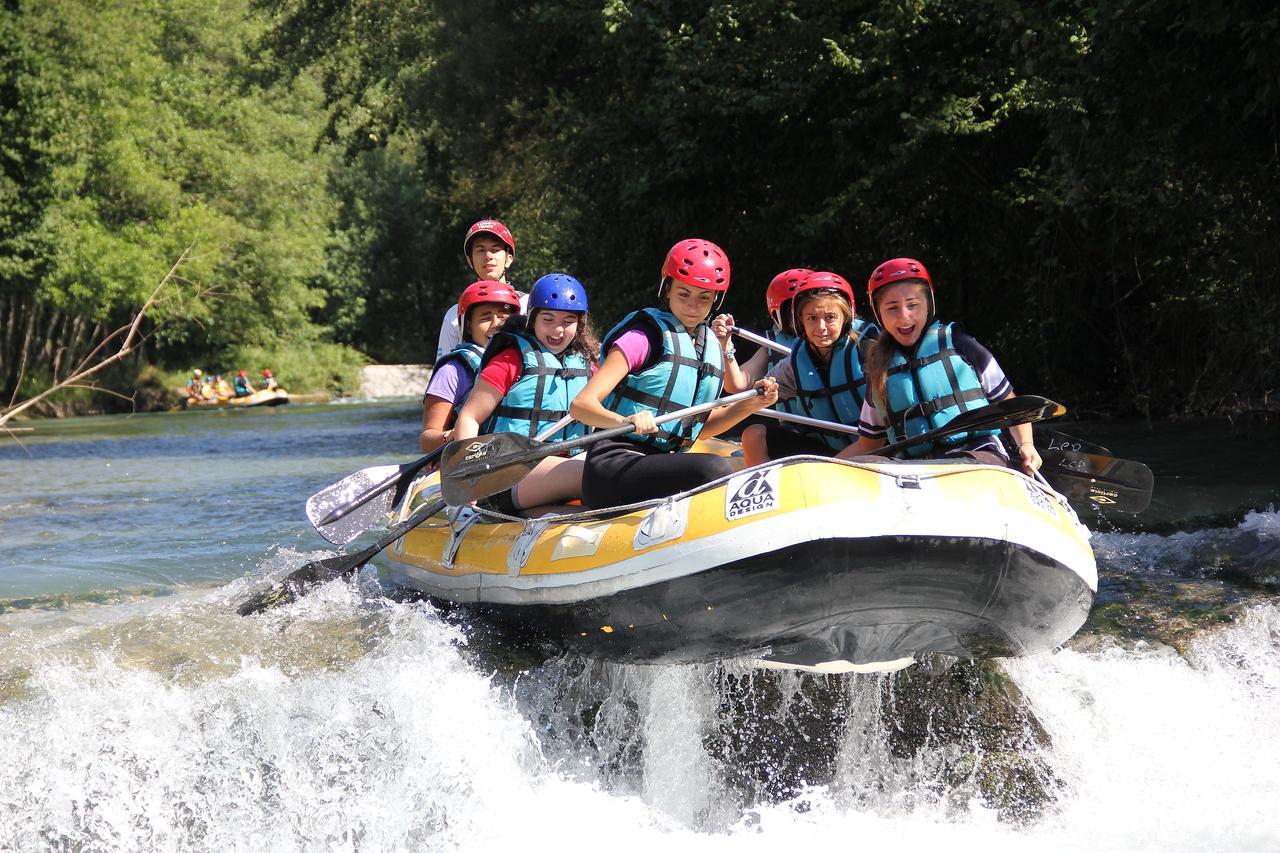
left=528, top=308, right=600, bottom=363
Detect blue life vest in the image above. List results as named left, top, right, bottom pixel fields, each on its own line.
left=765, top=327, right=802, bottom=416
left=789, top=330, right=876, bottom=451
left=602, top=308, right=724, bottom=452
left=878, top=321, right=996, bottom=458
left=480, top=325, right=591, bottom=447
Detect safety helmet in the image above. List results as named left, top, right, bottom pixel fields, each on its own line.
left=765, top=268, right=814, bottom=316
left=661, top=238, right=730, bottom=292
left=795, top=271, right=856, bottom=306
left=458, top=280, right=522, bottom=316
left=529, top=273, right=588, bottom=313
left=867, top=257, right=933, bottom=325
left=262, top=369, right=273, bottom=377
left=792, top=272, right=856, bottom=335
left=237, top=369, right=247, bottom=377
left=462, top=219, right=515, bottom=263
left=867, top=257, right=932, bottom=301
left=193, top=368, right=203, bottom=378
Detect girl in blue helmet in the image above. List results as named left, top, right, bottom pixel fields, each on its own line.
left=452, top=273, right=600, bottom=512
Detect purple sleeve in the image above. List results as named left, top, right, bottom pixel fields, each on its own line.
left=424, top=360, right=471, bottom=404
left=610, top=329, right=652, bottom=373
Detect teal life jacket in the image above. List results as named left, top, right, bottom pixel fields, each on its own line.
left=877, top=321, right=996, bottom=458
left=426, top=342, right=483, bottom=403
left=789, top=330, right=875, bottom=452
left=765, top=327, right=802, bottom=416
left=480, top=322, right=591, bottom=448
left=602, top=308, right=724, bottom=452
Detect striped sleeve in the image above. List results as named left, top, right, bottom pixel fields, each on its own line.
left=952, top=329, right=1012, bottom=401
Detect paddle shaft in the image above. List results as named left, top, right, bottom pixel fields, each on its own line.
left=448, top=388, right=763, bottom=477
left=731, top=326, right=791, bottom=355
left=317, top=414, right=576, bottom=527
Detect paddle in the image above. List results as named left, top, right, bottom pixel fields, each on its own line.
left=439, top=388, right=765, bottom=505
left=237, top=494, right=449, bottom=615
left=1038, top=447, right=1154, bottom=513
left=243, top=417, right=582, bottom=615
left=306, top=415, right=576, bottom=545
left=871, top=394, right=1065, bottom=458
left=731, top=325, right=791, bottom=355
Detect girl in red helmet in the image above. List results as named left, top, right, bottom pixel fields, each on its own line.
left=718, top=268, right=812, bottom=393
left=435, top=219, right=529, bottom=362
left=836, top=258, right=1042, bottom=473
left=570, top=239, right=778, bottom=509
left=419, top=280, right=521, bottom=452
left=740, top=272, right=879, bottom=467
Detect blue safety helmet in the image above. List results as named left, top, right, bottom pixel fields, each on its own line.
left=529, top=273, right=588, bottom=313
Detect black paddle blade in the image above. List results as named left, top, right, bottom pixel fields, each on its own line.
left=439, top=432, right=545, bottom=505
left=1040, top=448, right=1154, bottom=514
left=236, top=549, right=373, bottom=616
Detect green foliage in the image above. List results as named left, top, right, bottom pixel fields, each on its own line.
left=221, top=340, right=366, bottom=395
left=5, top=0, right=1278, bottom=415
left=1, top=0, right=356, bottom=408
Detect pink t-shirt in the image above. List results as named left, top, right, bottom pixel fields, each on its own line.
left=611, top=328, right=652, bottom=372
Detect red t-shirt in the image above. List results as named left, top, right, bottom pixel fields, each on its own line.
left=477, top=345, right=596, bottom=396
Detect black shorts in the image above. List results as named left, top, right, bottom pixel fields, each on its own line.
left=582, top=437, right=734, bottom=509
left=763, top=424, right=840, bottom=459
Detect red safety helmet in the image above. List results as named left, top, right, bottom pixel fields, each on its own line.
left=262, top=369, right=273, bottom=377
left=765, top=268, right=814, bottom=316
left=462, top=219, right=515, bottom=263
left=794, top=271, right=856, bottom=306
left=237, top=369, right=247, bottom=377
left=792, top=271, right=856, bottom=335
left=458, top=280, right=521, bottom=316
left=867, top=257, right=932, bottom=302
left=661, top=238, right=730, bottom=291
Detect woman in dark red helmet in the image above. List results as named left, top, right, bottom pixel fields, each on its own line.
left=570, top=238, right=778, bottom=508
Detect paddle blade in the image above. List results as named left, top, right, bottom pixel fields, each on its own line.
left=236, top=549, right=373, bottom=615
left=1041, top=448, right=1154, bottom=514
left=306, top=464, right=402, bottom=545
left=439, top=432, right=544, bottom=505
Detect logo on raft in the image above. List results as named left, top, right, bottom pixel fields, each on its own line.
left=725, top=468, right=780, bottom=520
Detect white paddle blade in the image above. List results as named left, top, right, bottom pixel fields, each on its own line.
left=306, top=464, right=402, bottom=545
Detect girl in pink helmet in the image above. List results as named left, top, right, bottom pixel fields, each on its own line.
left=836, top=258, right=1042, bottom=473
left=570, top=239, right=778, bottom=508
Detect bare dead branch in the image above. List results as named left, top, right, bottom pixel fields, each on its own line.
left=0, top=244, right=196, bottom=429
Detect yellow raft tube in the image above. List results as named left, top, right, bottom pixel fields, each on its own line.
left=385, top=446, right=1096, bottom=673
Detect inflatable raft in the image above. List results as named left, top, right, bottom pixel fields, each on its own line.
left=182, top=388, right=290, bottom=409
left=385, top=453, right=1096, bottom=672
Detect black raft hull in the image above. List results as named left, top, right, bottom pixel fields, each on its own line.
left=431, top=535, right=1093, bottom=669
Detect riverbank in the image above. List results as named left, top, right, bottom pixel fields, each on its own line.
left=3, top=363, right=433, bottom=422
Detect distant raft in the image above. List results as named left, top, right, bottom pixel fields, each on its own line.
left=183, top=389, right=290, bottom=409
left=384, top=453, right=1097, bottom=673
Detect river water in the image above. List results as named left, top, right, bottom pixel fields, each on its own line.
left=2, top=401, right=1278, bottom=851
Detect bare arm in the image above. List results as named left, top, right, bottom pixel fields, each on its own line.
left=700, top=378, right=778, bottom=438
left=419, top=396, right=458, bottom=452
left=1003, top=391, right=1042, bottom=473
left=834, top=435, right=886, bottom=460
left=570, top=348, right=658, bottom=433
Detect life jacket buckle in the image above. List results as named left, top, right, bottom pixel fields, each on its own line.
left=894, top=473, right=922, bottom=490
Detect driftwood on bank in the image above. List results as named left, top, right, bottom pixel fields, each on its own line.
left=0, top=244, right=198, bottom=433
